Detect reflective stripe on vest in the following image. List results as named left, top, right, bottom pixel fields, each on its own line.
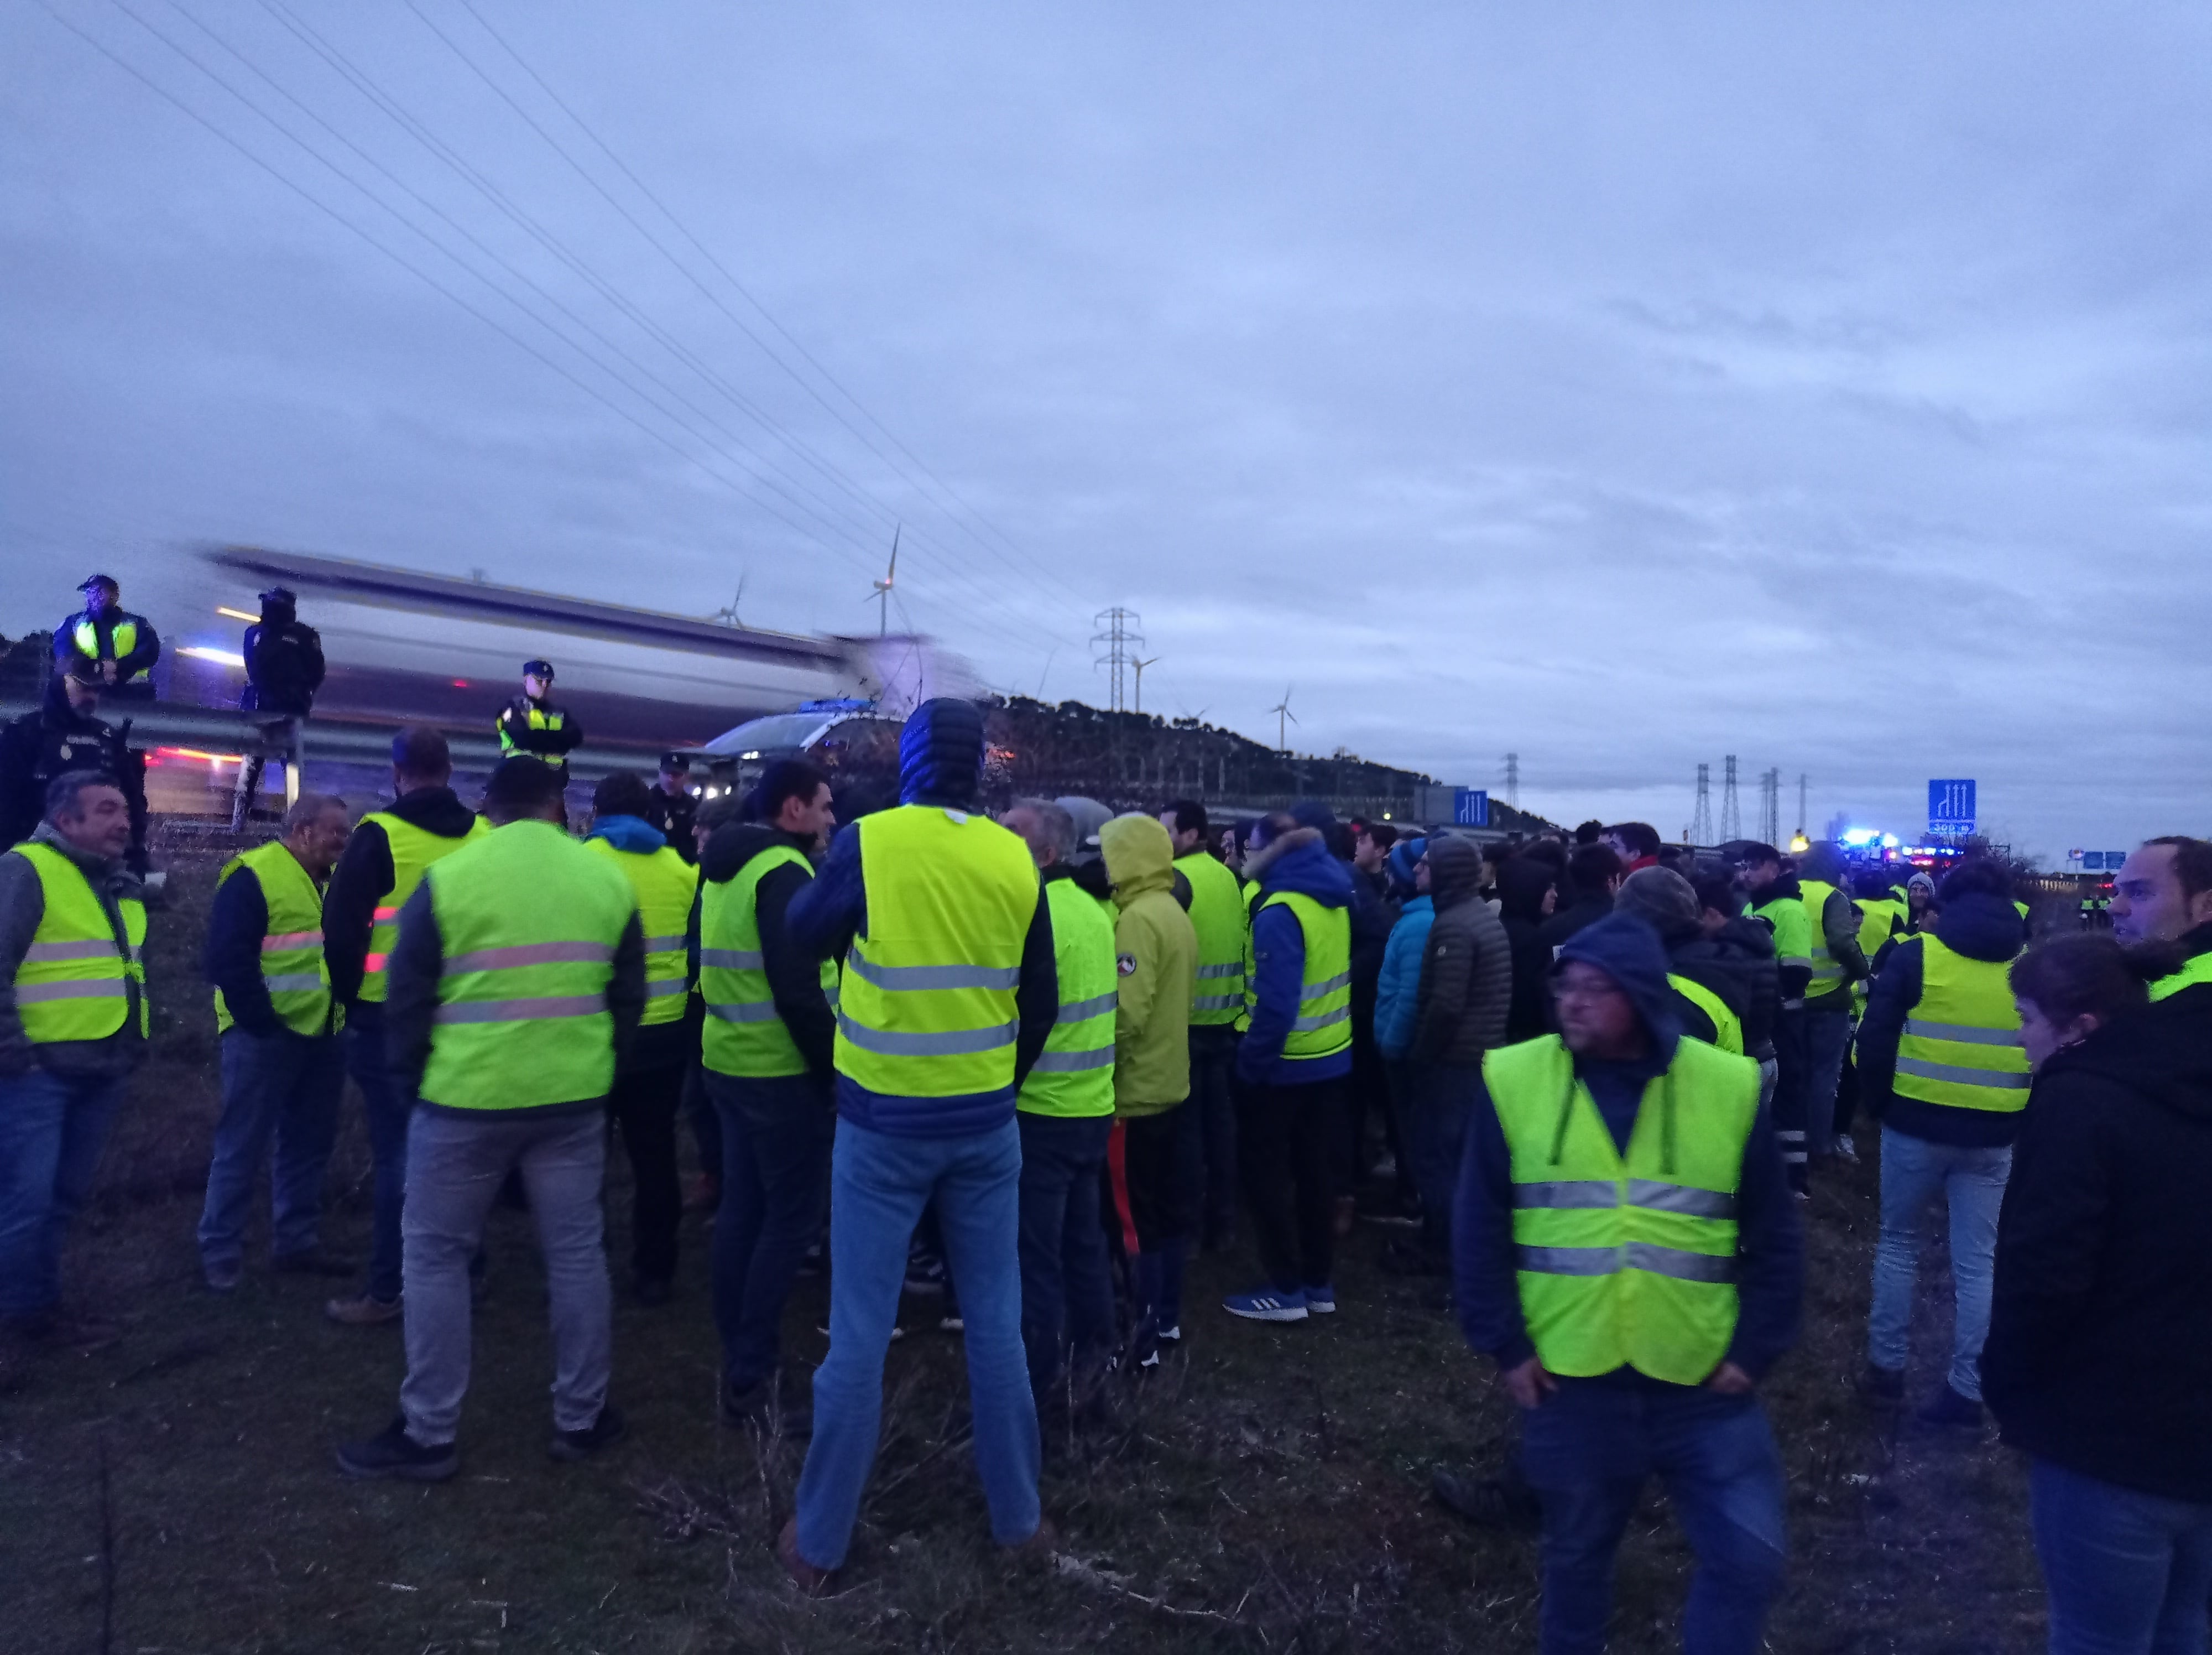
left=1892, top=934, right=2028, bottom=1112
left=700, top=844, right=838, bottom=1078
left=1486, top=1033, right=1760, bottom=1385
left=832, top=805, right=1041, bottom=1099
left=1801, top=880, right=1843, bottom=990
left=1234, top=880, right=1262, bottom=1033
left=73, top=617, right=138, bottom=663
left=1176, top=851, right=1249, bottom=1025
left=1667, top=972, right=1743, bottom=1055
left=1259, top=888, right=1353, bottom=1063
left=2149, top=951, right=2212, bottom=1002
left=583, top=838, right=698, bottom=1027
left=357, top=811, right=488, bottom=1003
left=213, top=840, right=332, bottom=1037
left=10, top=842, right=147, bottom=1042
left=497, top=702, right=569, bottom=767
left=1017, top=877, right=1118, bottom=1117
left=416, top=821, right=637, bottom=1111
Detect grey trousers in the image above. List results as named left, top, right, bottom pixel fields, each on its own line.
left=399, top=1106, right=611, bottom=1444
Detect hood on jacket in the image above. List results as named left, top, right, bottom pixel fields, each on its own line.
left=1386, top=835, right=1428, bottom=899
left=1497, top=856, right=1558, bottom=924
left=1428, top=836, right=1486, bottom=910
left=897, top=698, right=984, bottom=806
left=1101, top=813, right=1176, bottom=906
left=2042, top=995, right=2212, bottom=1123
left=1714, top=913, right=1778, bottom=962
left=1554, top=912, right=1683, bottom=1060
left=1933, top=890, right=2026, bottom=964
left=1797, top=842, right=1849, bottom=885
left=584, top=813, right=667, bottom=855
left=1243, top=825, right=1353, bottom=908
left=1615, top=867, right=1703, bottom=944
left=385, top=784, right=479, bottom=839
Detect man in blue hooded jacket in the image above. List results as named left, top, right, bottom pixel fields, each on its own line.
left=776, top=699, right=1058, bottom=1589
left=1223, top=811, right=1355, bottom=1323
left=1454, top=913, right=1803, bottom=1655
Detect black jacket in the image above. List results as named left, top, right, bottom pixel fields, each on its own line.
left=206, top=848, right=331, bottom=1038
left=1856, top=891, right=2025, bottom=1148
left=700, top=821, right=836, bottom=1085
left=242, top=610, right=325, bottom=716
left=1981, top=992, right=2212, bottom=1501
left=53, top=608, right=161, bottom=688
left=1538, top=892, right=1614, bottom=954
left=1672, top=920, right=1780, bottom=1060
left=322, top=786, right=481, bottom=1007
left=1411, top=837, right=1512, bottom=1066
left=641, top=784, right=698, bottom=864
left=497, top=695, right=583, bottom=763
left=0, top=678, right=149, bottom=874
left=1496, top=858, right=1559, bottom=1044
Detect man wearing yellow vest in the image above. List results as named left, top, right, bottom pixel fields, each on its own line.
left=1455, top=914, right=1803, bottom=1655
left=320, top=728, right=486, bottom=1326
left=495, top=659, right=582, bottom=774
left=776, top=700, right=1058, bottom=1589
left=336, top=757, right=645, bottom=1481
left=0, top=772, right=145, bottom=1352
left=1223, top=811, right=1355, bottom=1323
left=1792, top=843, right=1871, bottom=1169
left=197, top=794, right=351, bottom=1292
left=697, top=759, right=839, bottom=1430
left=1100, top=813, right=1199, bottom=1367
left=583, top=772, right=701, bottom=1305
left=1854, top=857, right=2028, bottom=1429
left=1159, top=799, right=1245, bottom=1251
left=1003, top=800, right=1120, bottom=1406
left=2109, top=835, right=2212, bottom=998
left=53, top=574, right=160, bottom=697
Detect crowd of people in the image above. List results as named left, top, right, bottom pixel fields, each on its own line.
left=1, top=681, right=2208, bottom=1654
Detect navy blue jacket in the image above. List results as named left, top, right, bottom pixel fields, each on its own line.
left=1856, top=891, right=2025, bottom=1148
left=1453, top=913, right=1804, bottom=1384
left=1237, top=827, right=1355, bottom=1086
left=206, top=858, right=289, bottom=1038
left=784, top=699, right=1056, bottom=1136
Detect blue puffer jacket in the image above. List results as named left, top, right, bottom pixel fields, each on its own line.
left=1375, top=894, right=1434, bottom=1061
left=1237, top=825, right=1355, bottom=1086
left=785, top=698, right=1058, bottom=1136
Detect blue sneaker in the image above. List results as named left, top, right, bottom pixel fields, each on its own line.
left=1304, top=1284, right=1337, bottom=1315
left=1222, top=1287, right=1308, bottom=1323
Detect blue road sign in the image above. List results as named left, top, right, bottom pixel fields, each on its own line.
left=2081, top=850, right=2129, bottom=872
left=1454, top=789, right=1489, bottom=828
left=1928, top=779, right=1976, bottom=834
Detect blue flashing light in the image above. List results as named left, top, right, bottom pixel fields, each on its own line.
left=1840, top=828, right=1880, bottom=847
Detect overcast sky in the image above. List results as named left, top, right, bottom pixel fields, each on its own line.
left=6, top=3, right=2209, bottom=860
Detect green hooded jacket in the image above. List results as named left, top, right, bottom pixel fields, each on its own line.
left=1100, top=814, right=1197, bottom=1115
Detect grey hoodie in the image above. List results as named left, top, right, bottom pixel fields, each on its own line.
left=0, top=821, right=147, bottom=1079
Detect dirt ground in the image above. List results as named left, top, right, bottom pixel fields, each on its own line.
left=0, top=853, right=2046, bottom=1654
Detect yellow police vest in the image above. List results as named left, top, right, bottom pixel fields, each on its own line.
left=700, top=845, right=839, bottom=1079
left=1258, top=889, right=1352, bottom=1064
left=1801, top=879, right=1844, bottom=996
left=9, top=842, right=147, bottom=1042
left=583, top=837, right=697, bottom=1027
left=72, top=617, right=138, bottom=665
left=2151, top=951, right=2212, bottom=1002
left=832, top=805, right=1041, bottom=1099
left=417, top=821, right=637, bottom=1112
left=213, top=840, right=332, bottom=1037
left=497, top=702, right=570, bottom=768
left=1486, top=1034, right=1760, bottom=1386
left=1176, top=851, right=1248, bottom=1028
left=1668, top=972, right=1743, bottom=1055
left=1893, top=935, right=2028, bottom=1113
left=1017, top=876, right=1118, bottom=1117
left=356, top=812, right=488, bottom=1004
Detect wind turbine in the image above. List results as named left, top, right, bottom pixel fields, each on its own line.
left=1270, top=685, right=1298, bottom=752
left=708, top=574, right=748, bottom=628
left=1130, top=655, right=1160, bottom=715
left=867, top=525, right=900, bottom=638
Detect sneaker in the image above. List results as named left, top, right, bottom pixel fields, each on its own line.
left=777, top=1516, right=834, bottom=1595
left=903, top=1253, right=947, bottom=1296
left=1223, top=1287, right=1308, bottom=1323
left=272, top=1247, right=356, bottom=1278
left=1856, top=1362, right=1905, bottom=1402
left=1156, top=1324, right=1182, bottom=1345
left=324, top=1292, right=403, bottom=1327
left=1432, top=1468, right=1542, bottom=1532
left=1303, top=1284, right=1337, bottom=1315
left=336, top=1417, right=458, bottom=1482
left=1916, top=1383, right=1984, bottom=1429
left=550, top=1403, right=627, bottom=1463
left=203, top=1258, right=243, bottom=1293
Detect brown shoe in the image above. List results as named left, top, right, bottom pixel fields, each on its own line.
left=324, top=1293, right=403, bottom=1327
left=1000, top=1515, right=1059, bottom=1570
left=776, top=1517, right=834, bottom=1596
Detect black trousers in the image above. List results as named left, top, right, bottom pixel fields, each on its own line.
left=1237, top=1074, right=1347, bottom=1292
left=1187, top=1027, right=1241, bottom=1242
left=607, top=1038, right=688, bottom=1285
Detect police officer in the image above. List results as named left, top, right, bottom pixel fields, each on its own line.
left=496, top=659, right=582, bottom=772
left=197, top=794, right=351, bottom=1292
left=233, top=587, right=325, bottom=829
left=641, top=753, right=699, bottom=863
left=1455, top=915, right=1802, bottom=1654
left=53, top=575, right=160, bottom=698
left=336, top=757, right=644, bottom=1482
left=0, top=662, right=150, bottom=874
left=1158, top=798, right=1246, bottom=1251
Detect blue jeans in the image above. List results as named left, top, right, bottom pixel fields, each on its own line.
left=197, top=1028, right=344, bottom=1269
left=0, top=1066, right=129, bottom=1320
left=707, top=1071, right=833, bottom=1391
left=1412, top=1062, right=1478, bottom=1261
left=1803, top=1009, right=1854, bottom=1153
left=795, top=1116, right=1039, bottom=1569
left=1015, top=1110, right=1114, bottom=1395
left=1520, top=1380, right=1788, bottom=1655
left=2034, top=1459, right=2212, bottom=1655
left=345, top=1007, right=411, bottom=1304
left=1867, top=1126, right=2011, bottom=1400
